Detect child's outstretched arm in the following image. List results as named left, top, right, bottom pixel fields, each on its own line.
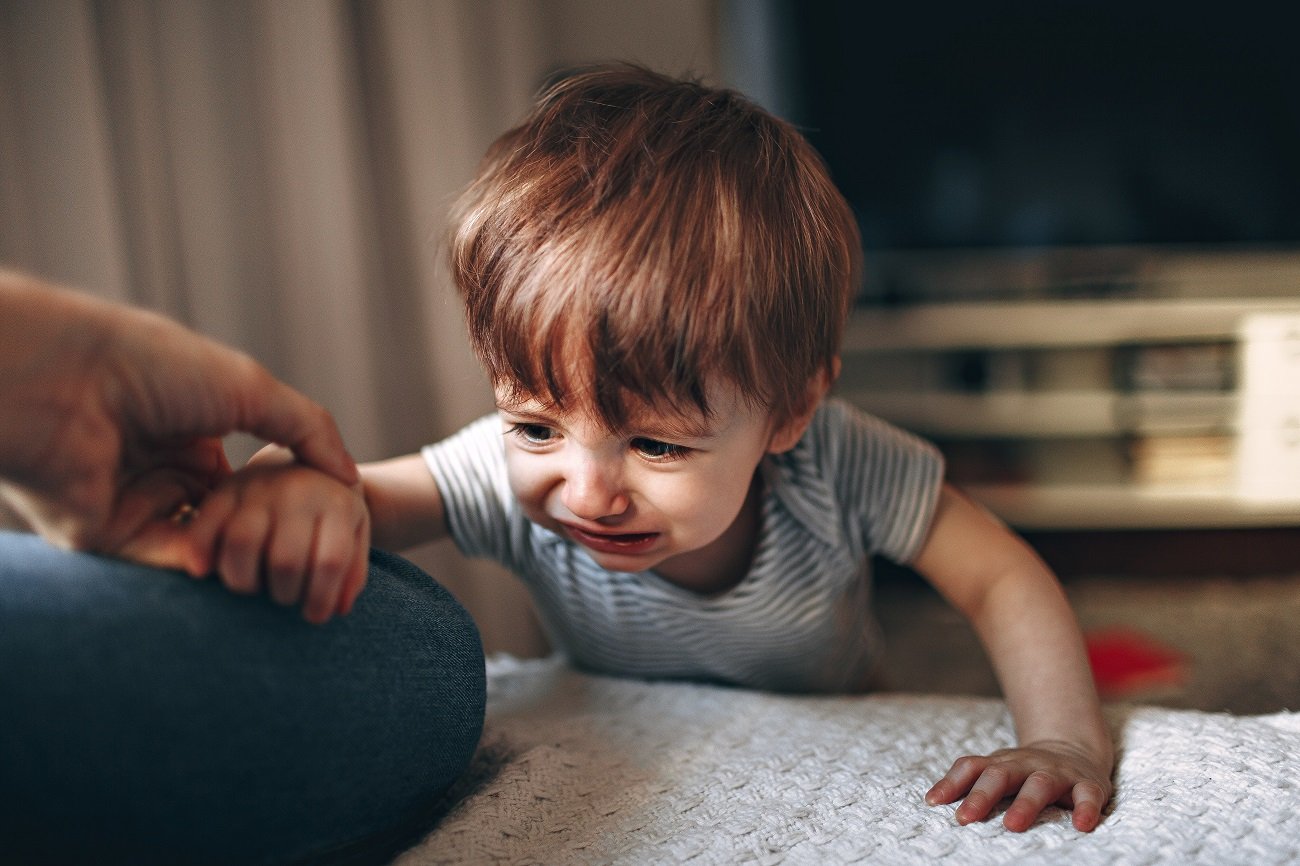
left=356, top=453, right=450, bottom=552
left=911, top=484, right=1113, bottom=832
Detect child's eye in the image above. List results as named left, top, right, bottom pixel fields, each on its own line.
left=631, top=437, right=689, bottom=461
left=508, top=423, right=555, bottom=445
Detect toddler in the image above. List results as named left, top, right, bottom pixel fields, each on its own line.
left=138, top=64, right=1113, bottom=832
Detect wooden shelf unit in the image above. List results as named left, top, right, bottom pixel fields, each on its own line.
left=840, top=295, right=1300, bottom=530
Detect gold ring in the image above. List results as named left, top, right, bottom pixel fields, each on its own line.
left=170, top=502, right=200, bottom=525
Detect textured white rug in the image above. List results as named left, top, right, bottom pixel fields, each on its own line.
left=398, top=656, right=1300, bottom=865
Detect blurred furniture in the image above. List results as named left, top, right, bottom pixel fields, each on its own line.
left=841, top=247, right=1300, bottom=537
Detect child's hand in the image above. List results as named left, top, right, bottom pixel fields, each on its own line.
left=925, top=740, right=1112, bottom=832
left=117, top=457, right=370, bottom=624
left=180, top=462, right=370, bottom=623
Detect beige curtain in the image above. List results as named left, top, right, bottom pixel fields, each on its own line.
left=0, top=0, right=720, bottom=655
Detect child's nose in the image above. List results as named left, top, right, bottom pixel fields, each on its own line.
left=561, top=456, right=629, bottom=520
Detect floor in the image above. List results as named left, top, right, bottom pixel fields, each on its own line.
left=874, top=568, right=1300, bottom=715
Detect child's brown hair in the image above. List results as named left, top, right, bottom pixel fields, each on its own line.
left=449, top=63, right=860, bottom=431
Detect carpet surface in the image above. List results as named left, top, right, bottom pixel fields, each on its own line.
left=398, top=656, right=1300, bottom=865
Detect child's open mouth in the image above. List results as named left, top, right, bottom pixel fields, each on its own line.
left=562, top=525, right=660, bottom=555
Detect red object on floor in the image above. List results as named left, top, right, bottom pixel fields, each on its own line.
left=1085, top=627, right=1189, bottom=699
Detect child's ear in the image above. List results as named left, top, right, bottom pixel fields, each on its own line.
left=767, top=359, right=840, bottom=454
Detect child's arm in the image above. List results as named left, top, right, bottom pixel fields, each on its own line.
left=911, top=484, right=1113, bottom=832
left=358, top=453, right=451, bottom=552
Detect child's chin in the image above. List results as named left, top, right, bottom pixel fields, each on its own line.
left=594, top=544, right=656, bottom=562
left=580, top=545, right=665, bottom=574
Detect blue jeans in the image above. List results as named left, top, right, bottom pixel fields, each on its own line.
left=0, top=531, right=485, bottom=865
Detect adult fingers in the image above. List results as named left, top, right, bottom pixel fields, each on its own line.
left=179, top=486, right=238, bottom=578
left=98, top=468, right=208, bottom=565
left=112, top=505, right=204, bottom=576
left=228, top=361, right=358, bottom=487
left=112, top=306, right=358, bottom=487
left=131, top=436, right=232, bottom=485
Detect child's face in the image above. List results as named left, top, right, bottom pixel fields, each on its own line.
left=495, top=381, right=782, bottom=588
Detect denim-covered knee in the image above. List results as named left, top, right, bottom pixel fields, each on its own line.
left=0, top=531, right=485, bottom=865
left=355, top=547, right=488, bottom=800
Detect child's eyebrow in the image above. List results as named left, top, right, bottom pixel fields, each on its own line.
left=495, top=397, right=718, bottom=441
left=494, top=398, right=540, bottom=416
left=493, top=389, right=552, bottom=412
left=630, top=415, right=717, bottom=441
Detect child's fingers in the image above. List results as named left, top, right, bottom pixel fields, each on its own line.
left=925, top=755, right=988, bottom=806
left=337, top=518, right=370, bottom=617
left=1002, top=770, right=1069, bottom=832
left=931, top=749, right=1111, bottom=832
left=955, top=765, right=1022, bottom=826
left=301, top=509, right=356, bottom=624
left=1068, top=780, right=1109, bottom=831
left=265, top=513, right=313, bottom=607
left=216, top=504, right=273, bottom=595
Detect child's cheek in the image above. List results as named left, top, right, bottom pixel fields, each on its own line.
left=504, top=457, right=551, bottom=520
left=652, top=473, right=723, bottom=535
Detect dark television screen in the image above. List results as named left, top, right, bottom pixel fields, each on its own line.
left=786, top=2, right=1300, bottom=251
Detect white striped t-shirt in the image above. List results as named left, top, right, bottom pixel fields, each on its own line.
left=422, top=398, right=944, bottom=693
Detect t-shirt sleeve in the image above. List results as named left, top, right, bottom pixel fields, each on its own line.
left=818, top=399, right=945, bottom=564
left=420, top=414, right=517, bottom=561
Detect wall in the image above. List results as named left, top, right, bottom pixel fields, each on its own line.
left=0, top=0, right=722, bottom=657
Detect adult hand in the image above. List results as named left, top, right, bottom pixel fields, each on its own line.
left=0, top=270, right=358, bottom=554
